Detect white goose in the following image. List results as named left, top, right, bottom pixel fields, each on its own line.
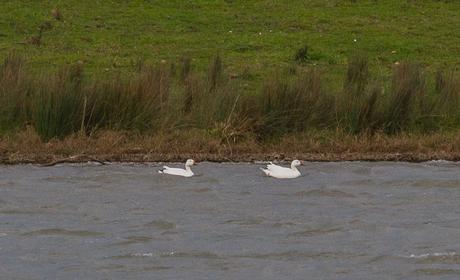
left=260, top=160, right=302, bottom=179
left=158, top=159, right=196, bottom=177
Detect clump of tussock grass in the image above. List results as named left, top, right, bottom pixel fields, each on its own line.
left=257, top=68, right=330, bottom=138
left=179, top=56, right=192, bottom=82
left=434, top=69, right=460, bottom=127
left=338, top=55, right=381, bottom=134
left=258, top=76, right=295, bottom=137
left=0, top=53, right=29, bottom=132
left=31, top=65, right=84, bottom=140
left=354, top=83, right=380, bottom=134
left=180, top=55, right=241, bottom=131
left=175, top=55, right=254, bottom=146
left=344, top=54, right=369, bottom=96
left=84, top=64, right=171, bottom=132
left=292, top=69, right=332, bottom=128
left=181, top=72, right=202, bottom=115
left=383, top=62, right=427, bottom=134
left=208, top=54, right=223, bottom=92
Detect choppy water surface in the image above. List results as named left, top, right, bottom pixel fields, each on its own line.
left=1, top=161, right=460, bottom=279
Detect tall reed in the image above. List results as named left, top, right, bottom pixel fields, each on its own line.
left=31, top=65, right=84, bottom=140
left=434, top=70, right=460, bottom=128
left=384, top=62, right=426, bottom=134
left=0, top=55, right=458, bottom=141
left=84, top=65, right=171, bottom=132
left=0, top=54, right=29, bottom=132
left=257, top=68, right=331, bottom=138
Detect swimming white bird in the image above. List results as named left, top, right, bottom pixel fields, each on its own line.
left=158, top=159, right=196, bottom=177
left=260, top=160, right=302, bottom=179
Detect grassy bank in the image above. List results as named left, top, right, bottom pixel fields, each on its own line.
left=1, top=128, right=460, bottom=164
left=0, top=53, right=459, bottom=163
left=1, top=1, right=460, bottom=162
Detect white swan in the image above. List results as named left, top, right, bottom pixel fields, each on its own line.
left=260, top=160, right=302, bottom=178
left=158, top=159, right=195, bottom=177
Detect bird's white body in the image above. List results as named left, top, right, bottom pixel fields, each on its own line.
left=159, top=159, right=195, bottom=177
left=260, top=160, right=302, bottom=179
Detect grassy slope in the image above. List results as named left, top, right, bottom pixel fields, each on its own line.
left=1, top=1, right=460, bottom=162
left=1, top=0, right=460, bottom=76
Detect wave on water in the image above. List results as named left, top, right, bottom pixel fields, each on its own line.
left=110, top=251, right=175, bottom=259
left=21, top=228, right=104, bottom=237
left=404, top=252, right=457, bottom=259
left=423, top=160, right=460, bottom=167
left=114, top=250, right=221, bottom=259
left=132, top=253, right=155, bottom=257
left=425, top=160, right=455, bottom=164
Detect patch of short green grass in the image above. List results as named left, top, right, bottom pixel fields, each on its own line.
left=1, top=0, right=460, bottom=82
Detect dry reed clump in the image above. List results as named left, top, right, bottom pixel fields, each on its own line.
left=179, top=55, right=245, bottom=138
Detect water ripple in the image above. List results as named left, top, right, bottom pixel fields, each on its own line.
left=21, top=228, right=104, bottom=237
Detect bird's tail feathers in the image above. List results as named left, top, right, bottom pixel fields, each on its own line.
left=260, top=167, right=270, bottom=176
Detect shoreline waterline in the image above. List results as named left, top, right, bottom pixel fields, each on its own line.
left=2, top=152, right=460, bottom=165
left=1, top=129, right=459, bottom=165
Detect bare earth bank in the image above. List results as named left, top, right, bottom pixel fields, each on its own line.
left=1, top=129, right=459, bottom=164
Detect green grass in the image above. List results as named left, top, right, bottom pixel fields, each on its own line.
left=1, top=1, right=460, bottom=141
left=2, top=0, right=460, bottom=78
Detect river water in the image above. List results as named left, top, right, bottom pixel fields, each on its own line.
left=1, top=161, right=460, bottom=279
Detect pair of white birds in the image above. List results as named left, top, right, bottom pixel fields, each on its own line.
left=158, top=159, right=302, bottom=179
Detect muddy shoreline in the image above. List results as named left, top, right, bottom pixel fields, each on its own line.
left=2, top=152, right=460, bottom=165
left=1, top=129, right=459, bottom=165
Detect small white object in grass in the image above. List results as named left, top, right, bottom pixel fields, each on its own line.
left=353, top=38, right=357, bottom=42
left=259, top=32, right=262, bottom=35
left=229, top=30, right=232, bottom=33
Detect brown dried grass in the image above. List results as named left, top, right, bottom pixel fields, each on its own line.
left=0, top=128, right=459, bottom=164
